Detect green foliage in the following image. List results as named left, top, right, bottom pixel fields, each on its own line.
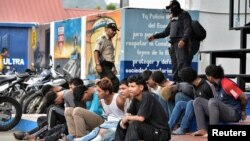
left=106, top=3, right=117, bottom=10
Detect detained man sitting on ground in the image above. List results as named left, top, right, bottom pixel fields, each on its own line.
left=169, top=67, right=215, bottom=135
left=142, top=70, right=161, bottom=95
left=192, top=64, right=248, bottom=136
left=65, top=84, right=103, bottom=140
left=151, top=70, right=195, bottom=121
left=13, top=78, right=84, bottom=141
left=115, top=75, right=171, bottom=141
left=72, top=77, right=127, bottom=141
left=76, top=78, right=133, bottom=141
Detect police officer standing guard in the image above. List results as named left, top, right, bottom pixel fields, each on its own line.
left=148, top=0, right=193, bottom=82
left=94, top=23, right=120, bottom=92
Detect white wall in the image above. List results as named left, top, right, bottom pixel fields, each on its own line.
left=198, top=11, right=242, bottom=74
left=128, top=0, right=188, bottom=9
left=127, top=0, right=250, bottom=74
left=128, top=0, right=169, bottom=9
left=184, top=0, right=200, bottom=10
left=191, top=0, right=250, bottom=74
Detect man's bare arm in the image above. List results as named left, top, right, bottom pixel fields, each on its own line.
left=94, top=50, right=101, bottom=65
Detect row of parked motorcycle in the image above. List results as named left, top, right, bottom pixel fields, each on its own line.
left=0, top=57, right=73, bottom=131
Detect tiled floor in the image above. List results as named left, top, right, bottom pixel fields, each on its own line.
left=171, top=134, right=207, bottom=141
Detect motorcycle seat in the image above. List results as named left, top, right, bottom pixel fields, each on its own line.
left=0, top=76, right=16, bottom=84
left=15, top=72, right=30, bottom=79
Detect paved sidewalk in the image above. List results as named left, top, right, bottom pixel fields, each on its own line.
left=171, top=134, right=207, bottom=141
left=0, top=131, right=16, bottom=141
left=1, top=116, right=249, bottom=141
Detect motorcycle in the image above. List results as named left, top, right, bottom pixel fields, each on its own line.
left=20, top=66, right=53, bottom=107
left=0, top=75, right=22, bottom=131
left=22, top=65, right=69, bottom=114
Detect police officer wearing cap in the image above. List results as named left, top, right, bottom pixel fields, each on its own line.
left=148, top=0, right=192, bottom=82
left=94, top=23, right=120, bottom=92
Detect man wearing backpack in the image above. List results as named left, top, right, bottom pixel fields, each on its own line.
left=148, top=0, right=193, bottom=82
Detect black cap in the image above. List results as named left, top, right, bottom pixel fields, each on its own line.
left=106, top=23, right=119, bottom=31
left=166, top=0, right=180, bottom=9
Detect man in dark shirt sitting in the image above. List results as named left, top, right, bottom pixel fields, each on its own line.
left=168, top=67, right=215, bottom=135
left=115, top=75, right=171, bottom=141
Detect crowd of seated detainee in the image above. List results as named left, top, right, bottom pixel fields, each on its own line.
left=13, top=64, right=248, bottom=141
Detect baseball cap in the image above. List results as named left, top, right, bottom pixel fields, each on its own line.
left=106, top=23, right=119, bottom=31
left=166, top=0, right=180, bottom=9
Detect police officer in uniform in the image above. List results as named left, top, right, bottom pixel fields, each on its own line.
left=94, top=23, right=120, bottom=92
left=148, top=0, right=192, bottom=82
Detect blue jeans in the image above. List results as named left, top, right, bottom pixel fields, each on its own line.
left=102, top=128, right=116, bottom=141
left=75, top=121, right=119, bottom=141
left=168, top=100, right=196, bottom=131
left=100, top=121, right=119, bottom=129
left=75, top=127, right=100, bottom=141
left=155, top=92, right=192, bottom=121
left=180, top=100, right=196, bottom=130
left=175, top=92, right=193, bottom=103
left=152, top=93, right=174, bottom=121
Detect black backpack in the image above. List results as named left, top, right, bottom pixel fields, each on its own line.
left=191, top=20, right=206, bottom=41
left=190, top=20, right=206, bottom=55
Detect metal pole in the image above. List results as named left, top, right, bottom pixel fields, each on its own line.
left=245, top=0, right=247, bottom=25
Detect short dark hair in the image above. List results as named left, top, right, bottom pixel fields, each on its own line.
left=127, top=75, right=148, bottom=91
left=205, top=64, right=224, bottom=79
left=73, top=85, right=88, bottom=101
left=1, top=48, right=8, bottom=54
left=73, top=85, right=88, bottom=107
left=179, top=67, right=197, bottom=83
left=151, top=71, right=166, bottom=84
left=69, top=77, right=83, bottom=86
left=41, top=85, right=53, bottom=95
left=141, top=70, right=152, bottom=82
left=45, top=91, right=57, bottom=106
left=61, top=82, right=69, bottom=89
left=120, top=78, right=128, bottom=86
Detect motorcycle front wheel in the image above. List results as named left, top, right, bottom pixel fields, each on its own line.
left=0, top=96, right=22, bottom=131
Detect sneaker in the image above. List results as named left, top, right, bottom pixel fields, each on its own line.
left=172, top=127, right=186, bottom=135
